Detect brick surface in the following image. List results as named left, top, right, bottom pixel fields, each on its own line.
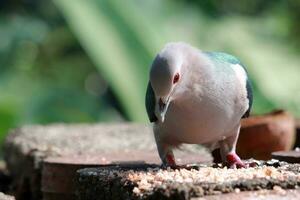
left=75, top=161, right=300, bottom=200
left=3, top=113, right=296, bottom=199
left=4, top=123, right=210, bottom=199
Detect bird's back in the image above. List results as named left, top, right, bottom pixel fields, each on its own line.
left=203, top=51, right=253, bottom=118
left=203, top=52, right=242, bottom=66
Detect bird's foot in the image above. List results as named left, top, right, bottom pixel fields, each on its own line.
left=161, top=164, right=181, bottom=170
left=161, top=153, right=179, bottom=169
left=161, top=164, right=199, bottom=170
left=226, top=152, right=247, bottom=168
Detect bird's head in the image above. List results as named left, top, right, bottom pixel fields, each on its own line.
left=150, top=45, right=184, bottom=123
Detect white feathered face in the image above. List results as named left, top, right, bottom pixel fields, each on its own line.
left=150, top=55, right=181, bottom=122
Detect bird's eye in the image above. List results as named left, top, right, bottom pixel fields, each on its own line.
left=173, top=73, right=180, bottom=84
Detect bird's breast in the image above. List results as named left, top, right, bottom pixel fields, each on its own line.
left=159, top=88, right=243, bottom=144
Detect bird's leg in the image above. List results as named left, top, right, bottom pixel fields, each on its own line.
left=220, top=125, right=246, bottom=168
left=157, top=142, right=176, bottom=167
left=154, top=134, right=176, bottom=167
left=164, top=150, right=176, bottom=167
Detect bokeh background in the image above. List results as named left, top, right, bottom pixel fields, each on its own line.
left=0, top=0, right=300, bottom=145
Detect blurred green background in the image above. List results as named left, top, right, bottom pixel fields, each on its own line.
left=0, top=0, right=300, bottom=144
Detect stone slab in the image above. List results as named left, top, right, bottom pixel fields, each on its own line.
left=4, top=123, right=210, bottom=199
left=41, top=152, right=210, bottom=199
left=75, top=160, right=300, bottom=200
left=3, top=115, right=295, bottom=199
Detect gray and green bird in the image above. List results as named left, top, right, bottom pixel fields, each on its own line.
left=145, top=42, right=253, bottom=168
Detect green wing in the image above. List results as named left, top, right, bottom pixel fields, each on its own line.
left=243, top=78, right=253, bottom=118
left=203, top=52, right=242, bottom=65
left=145, top=82, right=158, bottom=122
left=204, top=52, right=253, bottom=118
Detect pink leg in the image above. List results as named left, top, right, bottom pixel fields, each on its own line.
left=220, top=125, right=247, bottom=168
left=165, top=153, right=176, bottom=166
left=226, top=152, right=246, bottom=168
left=154, top=132, right=177, bottom=167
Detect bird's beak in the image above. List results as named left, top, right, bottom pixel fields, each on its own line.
left=158, top=97, right=170, bottom=123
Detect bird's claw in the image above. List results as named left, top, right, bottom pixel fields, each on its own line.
left=161, top=164, right=196, bottom=170
left=161, top=164, right=180, bottom=170
left=229, top=160, right=247, bottom=169
left=227, top=161, right=259, bottom=169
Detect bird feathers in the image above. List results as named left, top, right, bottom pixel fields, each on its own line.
left=203, top=51, right=253, bottom=118
left=203, top=52, right=242, bottom=66
left=243, top=79, right=253, bottom=118
left=146, top=43, right=253, bottom=167
left=145, top=82, right=157, bottom=122
left=145, top=48, right=253, bottom=123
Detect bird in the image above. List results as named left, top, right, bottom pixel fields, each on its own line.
left=145, top=42, right=253, bottom=168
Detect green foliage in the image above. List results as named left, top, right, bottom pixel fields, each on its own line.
left=53, top=0, right=150, bottom=122
left=0, top=11, right=123, bottom=142
left=54, top=0, right=300, bottom=118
